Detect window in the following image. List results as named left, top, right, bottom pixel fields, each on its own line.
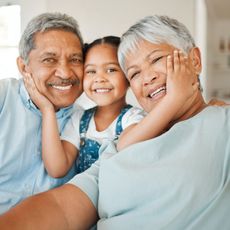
left=0, top=4, right=20, bottom=79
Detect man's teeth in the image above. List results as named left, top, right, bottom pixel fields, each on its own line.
left=52, top=85, right=72, bottom=90
left=150, top=86, right=166, bottom=98
left=95, top=88, right=111, bottom=93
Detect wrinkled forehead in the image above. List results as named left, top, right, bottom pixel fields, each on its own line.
left=123, top=40, right=175, bottom=72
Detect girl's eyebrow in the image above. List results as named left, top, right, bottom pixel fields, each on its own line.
left=84, top=62, right=119, bottom=68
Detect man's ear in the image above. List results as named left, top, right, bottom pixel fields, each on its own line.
left=189, top=47, right=202, bottom=75
left=17, top=57, right=30, bottom=77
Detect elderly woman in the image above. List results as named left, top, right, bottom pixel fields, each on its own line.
left=0, top=15, right=229, bottom=230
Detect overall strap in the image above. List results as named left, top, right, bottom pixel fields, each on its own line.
left=79, top=107, right=97, bottom=135
left=115, top=104, right=132, bottom=136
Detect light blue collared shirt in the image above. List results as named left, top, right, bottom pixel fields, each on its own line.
left=0, top=78, right=81, bottom=214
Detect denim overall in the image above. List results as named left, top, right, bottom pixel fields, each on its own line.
left=77, top=105, right=132, bottom=173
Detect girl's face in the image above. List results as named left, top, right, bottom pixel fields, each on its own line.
left=83, top=44, right=129, bottom=107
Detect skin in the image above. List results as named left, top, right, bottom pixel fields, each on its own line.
left=17, top=29, right=84, bottom=111
left=0, top=40, right=208, bottom=230
left=117, top=43, right=203, bottom=150
left=125, top=40, right=207, bottom=123
left=84, top=44, right=129, bottom=131
left=22, top=43, right=130, bottom=178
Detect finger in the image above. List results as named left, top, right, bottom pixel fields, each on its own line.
left=173, top=50, right=179, bottom=72
left=179, top=50, right=186, bottom=72
left=192, top=82, right=199, bottom=92
left=166, top=55, right=173, bottom=76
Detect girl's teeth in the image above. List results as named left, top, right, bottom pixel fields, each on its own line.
left=95, top=89, right=110, bottom=93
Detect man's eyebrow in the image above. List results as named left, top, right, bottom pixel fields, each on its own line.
left=40, top=52, right=56, bottom=58
left=71, top=52, right=83, bottom=58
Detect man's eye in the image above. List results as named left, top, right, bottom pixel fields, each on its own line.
left=71, top=58, right=82, bottom=64
left=42, top=58, right=56, bottom=64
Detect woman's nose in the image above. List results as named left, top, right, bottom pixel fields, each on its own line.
left=142, top=70, right=157, bottom=86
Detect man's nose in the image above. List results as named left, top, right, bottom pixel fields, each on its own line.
left=55, top=62, right=74, bottom=79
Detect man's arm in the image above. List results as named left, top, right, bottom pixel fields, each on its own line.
left=0, top=184, right=98, bottom=230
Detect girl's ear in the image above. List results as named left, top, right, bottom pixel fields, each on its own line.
left=189, top=47, right=202, bottom=75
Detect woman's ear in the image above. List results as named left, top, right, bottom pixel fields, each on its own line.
left=189, top=47, right=202, bottom=75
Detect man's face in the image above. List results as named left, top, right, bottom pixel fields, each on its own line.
left=22, top=30, right=83, bottom=110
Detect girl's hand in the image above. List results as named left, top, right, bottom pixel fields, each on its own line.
left=23, top=73, right=54, bottom=112
left=208, top=98, right=229, bottom=106
left=166, top=50, right=199, bottom=104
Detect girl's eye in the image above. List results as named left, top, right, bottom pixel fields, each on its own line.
left=85, top=70, right=96, bottom=75
left=107, top=68, right=117, bottom=73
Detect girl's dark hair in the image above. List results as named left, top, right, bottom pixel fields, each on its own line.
left=83, top=36, right=120, bottom=60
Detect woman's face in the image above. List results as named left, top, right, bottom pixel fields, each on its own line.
left=124, top=40, right=175, bottom=112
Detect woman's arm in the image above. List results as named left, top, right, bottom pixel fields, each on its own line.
left=0, top=184, right=98, bottom=230
left=23, top=74, right=78, bottom=178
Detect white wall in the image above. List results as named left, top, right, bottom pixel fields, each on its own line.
left=206, top=18, right=230, bottom=102
left=4, top=0, right=197, bottom=108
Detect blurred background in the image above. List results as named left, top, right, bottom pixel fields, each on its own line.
left=0, top=0, right=229, bottom=108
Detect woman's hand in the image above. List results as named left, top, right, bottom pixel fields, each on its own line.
left=208, top=98, right=229, bottom=106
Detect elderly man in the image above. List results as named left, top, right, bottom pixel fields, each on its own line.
left=0, top=12, right=84, bottom=214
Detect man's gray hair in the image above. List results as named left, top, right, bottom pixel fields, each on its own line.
left=19, top=12, right=83, bottom=64
left=118, top=15, right=195, bottom=74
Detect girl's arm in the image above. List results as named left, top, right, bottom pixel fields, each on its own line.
left=117, top=50, right=198, bottom=151
left=23, top=74, right=78, bottom=178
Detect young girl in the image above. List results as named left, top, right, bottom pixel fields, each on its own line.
left=24, top=36, right=195, bottom=178
left=24, top=36, right=145, bottom=178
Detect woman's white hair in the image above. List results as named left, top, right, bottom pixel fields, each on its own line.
left=118, top=15, right=195, bottom=74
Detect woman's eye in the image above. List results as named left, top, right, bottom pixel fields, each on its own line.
left=85, top=70, right=96, bottom=74
left=152, top=56, right=163, bottom=64
left=129, top=72, right=140, bottom=80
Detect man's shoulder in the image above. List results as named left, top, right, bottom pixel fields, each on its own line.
left=0, top=77, right=20, bottom=85
left=0, top=78, right=21, bottom=97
